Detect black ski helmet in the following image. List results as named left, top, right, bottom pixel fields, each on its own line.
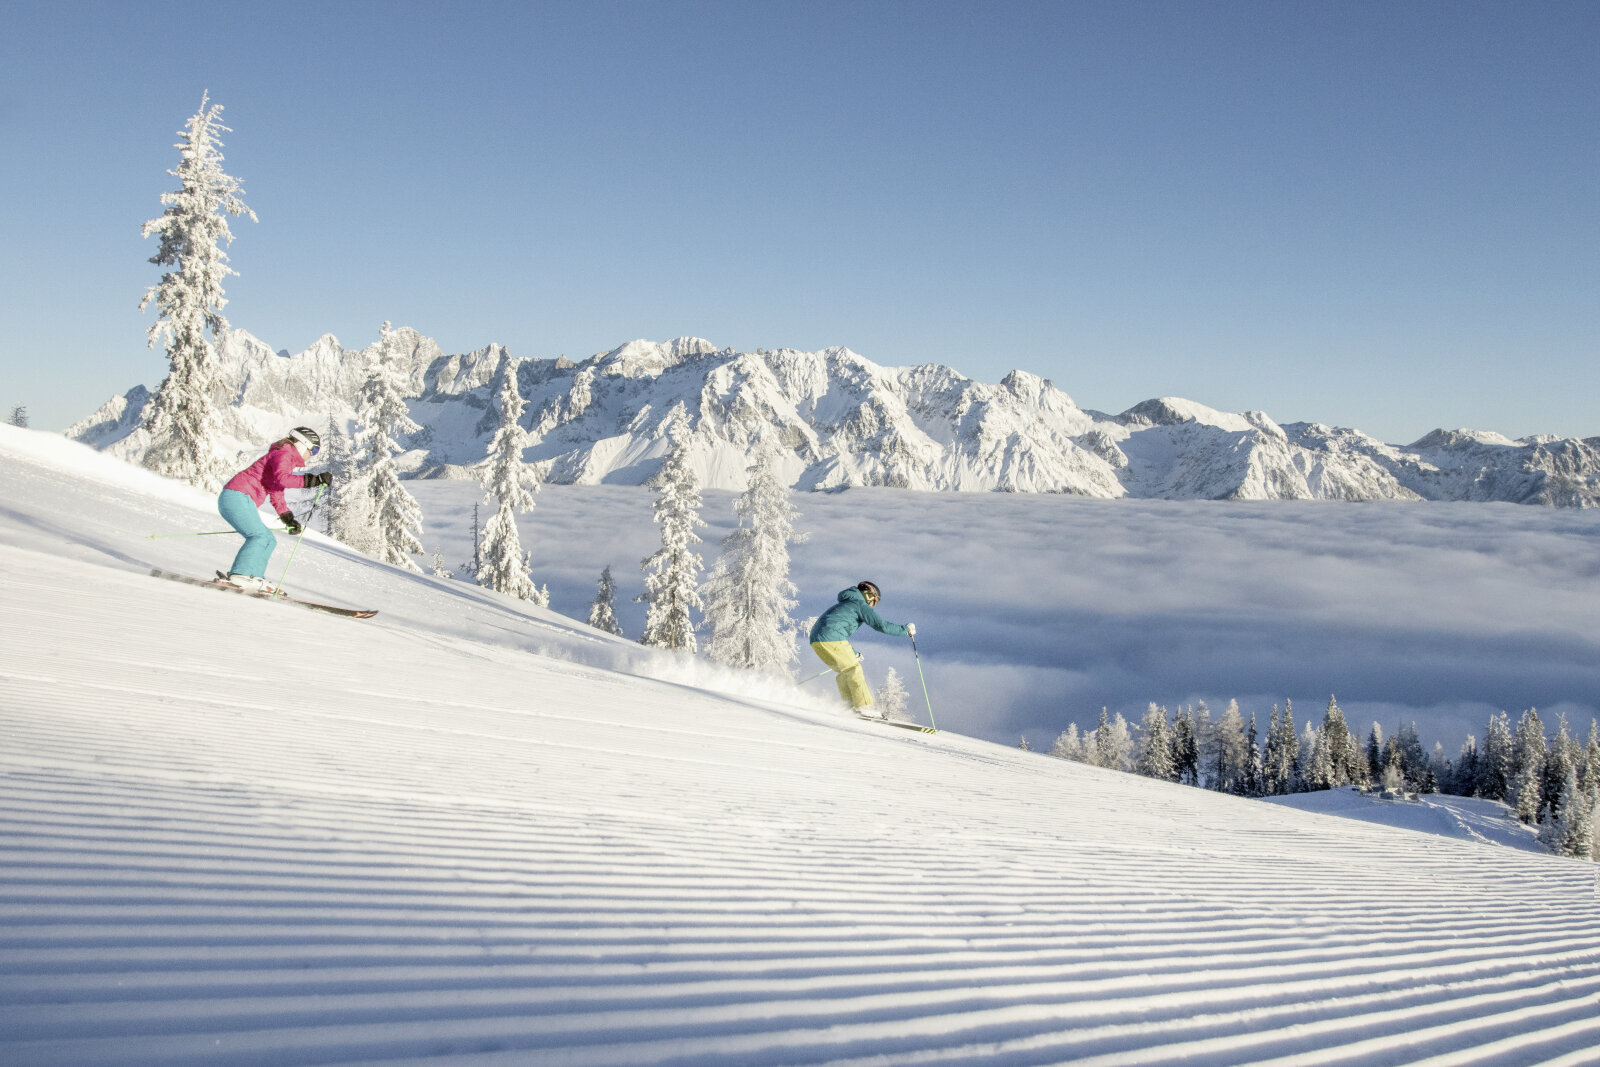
left=288, top=426, right=320, bottom=455
left=857, top=581, right=881, bottom=604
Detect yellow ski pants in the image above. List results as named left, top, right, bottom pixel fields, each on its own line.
left=810, top=641, right=873, bottom=708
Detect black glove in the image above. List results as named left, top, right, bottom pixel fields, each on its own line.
left=279, top=512, right=303, bottom=535
left=303, top=471, right=332, bottom=488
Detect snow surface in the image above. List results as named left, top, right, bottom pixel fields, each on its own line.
left=4, top=426, right=1600, bottom=1065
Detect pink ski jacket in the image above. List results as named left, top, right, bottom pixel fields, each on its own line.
left=224, top=442, right=311, bottom=514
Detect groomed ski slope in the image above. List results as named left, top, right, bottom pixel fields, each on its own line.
left=2, top=427, right=1598, bottom=1067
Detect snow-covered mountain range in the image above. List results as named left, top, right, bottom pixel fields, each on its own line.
left=70, top=327, right=1600, bottom=504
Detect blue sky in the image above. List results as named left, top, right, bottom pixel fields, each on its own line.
left=4, top=0, right=1596, bottom=442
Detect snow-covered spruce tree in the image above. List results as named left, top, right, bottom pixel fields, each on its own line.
left=1050, top=723, right=1087, bottom=762
left=1316, top=696, right=1360, bottom=788
left=1511, top=708, right=1547, bottom=824
left=702, top=447, right=805, bottom=675
left=477, top=359, right=546, bottom=605
left=587, top=565, right=625, bottom=637
left=321, top=417, right=366, bottom=542
left=1477, top=710, right=1515, bottom=801
left=1093, top=708, right=1133, bottom=772
left=1540, top=714, right=1577, bottom=824
left=1135, top=704, right=1176, bottom=781
left=138, top=93, right=256, bottom=489
left=1262, top=704, right=1298, bottom=796
left=878, top=667, right=911, bottom=722
left=7, top=404, right=27, bottom=428
left=637, top=405, right=705, bottom=652
left=430, top=551, right=453, bottom=579
left=1300, top=720, right=1327, bottom=792
left=1537, top=765, right=1596, bottom=859
left=1209, top=700, right=1251, bottom=794
left=353, top=323, right=425, bottom=572
left=1245, top=712, right=1266, bottom=798
left=1170, top=707, right=1200, bottom=786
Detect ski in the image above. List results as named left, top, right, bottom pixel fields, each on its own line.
left=853, top=710, right=937, bottom=734
left=150, top=569, right=378, bottom=619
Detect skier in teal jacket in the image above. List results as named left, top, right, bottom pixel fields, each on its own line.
left=808, top=581, right=914, bottom=716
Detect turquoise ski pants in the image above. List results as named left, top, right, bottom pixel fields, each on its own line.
left=218, top=489, right=276, bottom=578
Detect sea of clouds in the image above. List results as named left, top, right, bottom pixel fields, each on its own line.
left=410, top=483, right=1600, bottom=753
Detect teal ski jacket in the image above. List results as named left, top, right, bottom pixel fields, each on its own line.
left=808, top=587, right=910, bottom=643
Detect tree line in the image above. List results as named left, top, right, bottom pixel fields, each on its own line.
left=1042, top=697, right=1599, bottom=861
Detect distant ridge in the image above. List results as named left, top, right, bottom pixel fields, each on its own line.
left=70, top=327, right=1600, bottom=505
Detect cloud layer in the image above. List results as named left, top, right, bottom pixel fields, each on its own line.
left=413, top=484, right=1600, bottom=751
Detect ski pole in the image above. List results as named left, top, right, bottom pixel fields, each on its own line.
left=268, top=485, right=325, bottom=600
left=798, top=666, right=835, bottom=684
left=910, top=632, right=939, bottom=733
left=147, top=528, right=295, bottom=539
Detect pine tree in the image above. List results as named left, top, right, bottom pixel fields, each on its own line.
left=1245, top=712, right=1266, bottom=798
left=7, top=404, right=27, bottom=428
left=638, top=405, right=705, bottom=652
left=1540, top=714, right=1576, bottom=825
left=429, top=551, right=453, bottom=579
left=353, top=323, right=425, bottom=573
left=1316, top=695, right=1358, bottom=788
left=1538, top=765, right=1595, bottom=859
left=878, top=668, right=911, bottom=722
left=1511, top=708, right=1547, bottom=824
left=1135, top=703, right=1177, bottom=781
left=702, top=447, right=805, bottom=674
left=1018, top=736, right=1032, bottom=752
left=1263, top=703, right=1298, bottom=796
left=477, top=359, right=545, bottom=603
left=1452, top=734, right=1480, bottom=797
left=587, top=565, right=625, bottom=637
left=138, top=92, right=256, bottom=489
left=1301, top=720, right=1328, bottom=792
left=1050, top=723, right=1088, bottom=762
left=322, top=418, right=366, bottom=544
left=1171, top=707, right=1199, bottom=786
left=1209, top=699, right=1250, bottom=794
left=458, top=503, right=482, bottom=581
left=1477, top=710, right=1515, bottom=800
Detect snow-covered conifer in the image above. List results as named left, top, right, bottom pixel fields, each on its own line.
left=1209, top=699, right=1250, bottom=794
left=1135, top=704, right=1176, bottom=781
left=1317, top=696, right=1358, bottom=787
left=7, top=404, right=27, bottom=428
left=1018, top=736, right=1032, bottom=752
left=430, top=551, right=453, bottom=579
left=138, top=93, right=256, bottom=489
left=1094, top=708, right=1133, bottom=772
left=1171, top=707, right=1199, bottom=786
left=1477, top=710, right=1514, bottom=800
left=1538, top=765, right=1595, bottom=858
left=322, top=419, right=368, bottom=545
left=1050, top=724, right=1088, bottom=762
left=1511, top=708, right=1547, bottom=824
left=1301, top=720, right=1329, bottom=791
left=1540, top=714, right=1576, bottom=825
left=352, top=324, right=425, bottom=573
left=702, top=447, right=805, bottom=674
left=637, top=405, right=705, bottom=652
left=878, top=668, right=911, bottom=722
left=1263, top=704, right=1298, bottom=796
left=587, top=566, right=625, bottom=637
left=1245, top=712, right=1265, bottom=797
left=477, top=360, right=545, bottom=603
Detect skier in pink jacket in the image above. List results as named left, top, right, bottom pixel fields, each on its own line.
left=217, top=426, right=331, bottom=593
